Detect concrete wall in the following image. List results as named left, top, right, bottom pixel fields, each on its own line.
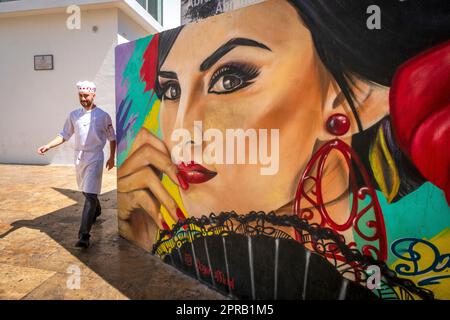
left=0, top=8, right=119, bottom=165
left=118, top=9, right=148, bottom=43
left=0, top=1, right=179, bottom=165
left=163, top=0, right=181, bottom=30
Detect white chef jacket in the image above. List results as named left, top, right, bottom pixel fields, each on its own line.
left=59, top=106, right=116, bottom=194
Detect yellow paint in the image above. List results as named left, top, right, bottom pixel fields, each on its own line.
left=390, top=228, right=450, bottom=300
left=143, top=97, right=160, bottom=134
left=160, top=175, right=188, bottom=228
left=369, top=126, right=400, bottom=203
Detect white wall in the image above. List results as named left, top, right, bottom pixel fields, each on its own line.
left=0, top=1, right=180, bottom=165
left=163, top=0, right=181, bottom=30
left=118, top=9, right=148, bottom=43
left=0, top=8, right=118, bottom=165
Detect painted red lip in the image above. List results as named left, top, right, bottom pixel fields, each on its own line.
left=177, top=162, right=217, bottom=184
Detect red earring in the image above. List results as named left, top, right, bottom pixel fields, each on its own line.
left=293, top=111, right=388, bottom=264
left=326, top=113, right=350, bottom=136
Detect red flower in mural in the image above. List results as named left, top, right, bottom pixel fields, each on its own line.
left=140, top=34, right=160, bottom=93
left=390, top=41, right=450, bottom=204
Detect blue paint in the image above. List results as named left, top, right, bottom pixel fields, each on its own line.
left=391, top=237, right=450, bottom=286
left=353, top=182, right=450, bottom=265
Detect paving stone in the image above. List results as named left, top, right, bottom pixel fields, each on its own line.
left=0, top=164, right=224, bottom=300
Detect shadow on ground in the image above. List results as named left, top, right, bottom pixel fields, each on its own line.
left=0, top=187, right=224, bottom=299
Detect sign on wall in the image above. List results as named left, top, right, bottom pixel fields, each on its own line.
left=34, top=54, right=54, bottom=71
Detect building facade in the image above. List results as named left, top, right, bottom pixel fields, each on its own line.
left=0, top=0, right=181, bottom=165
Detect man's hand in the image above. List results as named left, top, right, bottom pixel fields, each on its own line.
left=37, top=136, right=65, bottom=155
left=106, top=157, right=115, bottom=170
left=37, top=145, right=50, bottom=155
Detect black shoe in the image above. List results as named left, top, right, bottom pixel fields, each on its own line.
left=75, top=235, right=90, bottom=248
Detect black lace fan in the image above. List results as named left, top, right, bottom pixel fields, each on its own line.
left=152, top=211, right=433, bottom=300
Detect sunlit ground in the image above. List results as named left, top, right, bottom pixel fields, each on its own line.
left=0, top=164, right=223, bottom=300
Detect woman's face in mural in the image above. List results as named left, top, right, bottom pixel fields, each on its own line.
left=160, top=1, right=333, bottom=216
left=158, top=0, right=385, bottom=216
left=117, top=0, right=449, bottom=300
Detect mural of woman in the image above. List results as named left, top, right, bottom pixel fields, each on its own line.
left=115, top=0, right=450, bottom=299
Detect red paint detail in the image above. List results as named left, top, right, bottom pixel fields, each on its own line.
left=140, top=34, right=160, bottom=93
left=326, top=113, right=350, bottom=136
left=177, top=162, right=217, bottom=184
left=214, top=270, right=235, bottom=290
left=184, top=253, right=192, bottom=267
left=161, top=219, right=170, bottom=231
left=390, top=40, right=450, bottom=204
left=176, top=207, right=186, bottom=221
left=293, top=139, right=388, bottom=263
left=176, top=173, right=189, bottom=190
left=196, top=259, right=212, bottom=277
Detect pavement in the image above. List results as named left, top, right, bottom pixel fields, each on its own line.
left=0, top=164, right=224, bottom=300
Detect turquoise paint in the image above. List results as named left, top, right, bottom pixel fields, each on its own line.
left=353, top=182, right=450, bottom=265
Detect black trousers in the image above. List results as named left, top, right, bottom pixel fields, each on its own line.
left=78, top=192, right=101, bottom=239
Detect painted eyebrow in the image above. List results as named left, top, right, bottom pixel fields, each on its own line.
left=199, top=38, right=271, bottom=72
left=158, top=71, right=178, bottom=80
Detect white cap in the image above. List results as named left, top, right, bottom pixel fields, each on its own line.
left=76, top=81, right=96, bottom=93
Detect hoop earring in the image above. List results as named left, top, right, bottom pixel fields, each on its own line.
left=293, top=114, right=388, bottom=264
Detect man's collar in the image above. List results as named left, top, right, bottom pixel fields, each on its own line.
left=82, top=104, right=97, bottom=113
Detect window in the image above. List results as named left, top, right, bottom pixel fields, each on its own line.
left=136, top=0, right=163, bottom=25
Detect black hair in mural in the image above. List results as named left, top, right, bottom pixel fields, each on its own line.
left=289, top=0, right=450, bottom=130
left=159, top=1, right=450, bottom=93
left=155, top=27, right=184, bottom=99
left=155, top=0, right=449, bottom=201
left=288, top=0, right=449, bottom=199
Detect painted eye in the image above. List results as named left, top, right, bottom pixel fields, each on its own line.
left=210, top=75, right=243, bottom=93
left=163, top=82, right=181, bottom=101
left=208, top=63, right=260, bottom=95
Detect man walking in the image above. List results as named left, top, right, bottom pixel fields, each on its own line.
left=37, top=81, right=116, bottom=249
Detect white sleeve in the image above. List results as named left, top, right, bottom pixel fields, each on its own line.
left=104, top=113, right=116, bottom=142
left=58, top=114, right=74, bottom=141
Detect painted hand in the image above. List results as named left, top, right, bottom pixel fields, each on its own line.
left=117, top=128, right=184, bottom=230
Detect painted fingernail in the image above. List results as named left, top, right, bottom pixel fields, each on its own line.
left=161, top=219, right=170, bottom=231
left=176, top=207, right=186, bottom=221
left=176, top=173, right=189, bottom=190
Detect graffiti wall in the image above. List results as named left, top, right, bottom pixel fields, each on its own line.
left=115, top=0, right=450, bottom=300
